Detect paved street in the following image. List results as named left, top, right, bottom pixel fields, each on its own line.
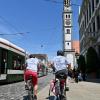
left=38, top=79, right=100, bottom=100
left=0, top=73, right=54, bottom=100
left=0, top=73, right=100, bottom=100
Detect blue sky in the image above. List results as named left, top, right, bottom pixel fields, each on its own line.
left=0, top=0, right=82, bottom=59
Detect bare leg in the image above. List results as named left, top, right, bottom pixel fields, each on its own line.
left=65, top=77, right=69, bottom=91
left=34, top=85, right=38, bottom=96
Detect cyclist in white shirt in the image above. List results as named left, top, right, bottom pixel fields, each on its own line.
left=24, top=54, right=39, bottom=100
left=52, top=50, right=70, bottom=91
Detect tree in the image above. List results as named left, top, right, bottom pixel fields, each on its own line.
left=86, top=47, right=100, bottom=73
left=78, top=55, right=86, bottom=73
left=77, top=55, right=86, bottom=81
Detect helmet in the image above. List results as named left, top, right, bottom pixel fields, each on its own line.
left=29, top=54, right=33, bottom=58
left=57, top=50, right=64, bottom=56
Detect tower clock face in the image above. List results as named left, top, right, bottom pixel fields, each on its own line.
left=65, top=19, right=71, bottom=25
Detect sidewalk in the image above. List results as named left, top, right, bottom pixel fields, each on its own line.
left=38, top=84, right=54, bottom=100
left=38, top=80, right=100, bottom=100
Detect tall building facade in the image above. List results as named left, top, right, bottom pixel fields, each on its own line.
left=78, top=0, right=100, bottom=57
left=63, top=0, right=75, bottom=69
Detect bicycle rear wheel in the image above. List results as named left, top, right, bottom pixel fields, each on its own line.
left=60, top=83, right=67, bottom=100
left=27, top=80, right=34, bottom=100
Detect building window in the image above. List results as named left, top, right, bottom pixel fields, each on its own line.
left=68, top=14, right=70, bottom=18
left=66, top=29, right=70, bottom=34
left=90, top=26, right=92, bottom=32
left=97, top=15, right=100, bottom=30
left=89, top=1, right=91, bottom=19
left=66, top=14, right=70, bottom=19
left=92, top=0, right=94, bottom=13
left=92, top=22, right=95, bottom=36
left=66, top=15, right=67, bottom=18
left=85, top=14, right=86, bottom=28
left=93, top=22, right=95, bottom=32
left=96, top=0, right=99, bottom=5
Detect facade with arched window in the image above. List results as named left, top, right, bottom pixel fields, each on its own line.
left=78, top=0, right=100, bottom=58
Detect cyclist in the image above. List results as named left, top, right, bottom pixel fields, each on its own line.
left=51, top=50, right=70, bottom=91
left=24, top=54, right=39, bottom=100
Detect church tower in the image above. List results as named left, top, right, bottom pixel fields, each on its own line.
left=63, top=0, right=75, bottom=69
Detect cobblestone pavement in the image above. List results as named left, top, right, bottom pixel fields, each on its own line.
left=0, top=74, right=100, bottom=100
left=0, top=81, right=26, bottom=100
left=0, top=73, right=54, bottom=100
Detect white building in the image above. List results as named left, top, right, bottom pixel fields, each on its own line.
left=63, top=0, right=75, bottom=69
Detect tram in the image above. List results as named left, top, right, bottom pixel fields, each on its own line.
left=0, top=38, right=26, bottom=83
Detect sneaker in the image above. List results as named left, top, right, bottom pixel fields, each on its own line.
left=34, top=95, right=37, bottom=100
left=65, top=86, right=69, bottom=91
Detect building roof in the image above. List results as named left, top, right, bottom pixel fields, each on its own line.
left=72, top=40, right=80, bottom=54
left=31, top=54, right=48, bottom=60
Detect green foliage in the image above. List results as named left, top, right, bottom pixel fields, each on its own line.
left=86, top=47, right=100, bottom=73
left=78, top=55, right=86, bottom=73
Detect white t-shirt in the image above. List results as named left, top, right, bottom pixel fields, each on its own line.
left=26, top=58, right=39, bottom=72
left=53, top=56, right=69, bottom=72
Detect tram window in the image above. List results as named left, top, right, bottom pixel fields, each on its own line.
left=1, top=49, right=7, bottom=74
left=17, top=59, right=21, bottom=69
left=12, top=54, right=24, bottom=70
left=13, top=60, right=17, bottom=69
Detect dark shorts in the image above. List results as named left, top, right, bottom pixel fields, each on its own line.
left=55, top=69, right=68, bottom=79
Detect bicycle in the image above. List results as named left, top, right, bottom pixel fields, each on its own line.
left=25, top=75, right=34, bottom=100
left=56, top=73, right=67, bottom=100
left=49, top=73, right=67, bottom=100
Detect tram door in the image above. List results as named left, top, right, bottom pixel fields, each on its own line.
left=1, top=49, right=7, bottom=74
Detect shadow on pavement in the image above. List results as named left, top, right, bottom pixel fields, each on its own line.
left=46, top=96, right=55, bottom=100
left=46, top=96, right=67, bottom=100
left=23, top=95, right=29, bottom=100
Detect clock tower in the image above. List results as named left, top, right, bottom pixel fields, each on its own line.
left=63, top=0, right=75, bottom=69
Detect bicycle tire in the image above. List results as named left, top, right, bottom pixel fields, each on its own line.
left=27, top=79, right=34, bottom=100
left=60, top=82, right=67, bottom=100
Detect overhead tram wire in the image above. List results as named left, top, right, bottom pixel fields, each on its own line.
left=0, top=16, right=19, bottom=32
left=43, top=0, right=63, bottom=4
left=0, top=16, right=29, bottom=35
left=0, top=32, right=29, bottom=36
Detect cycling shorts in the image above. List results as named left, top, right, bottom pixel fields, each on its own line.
left=55, top=69, right=68, bottom=79
left=24, top=69, right=38, bottom=86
